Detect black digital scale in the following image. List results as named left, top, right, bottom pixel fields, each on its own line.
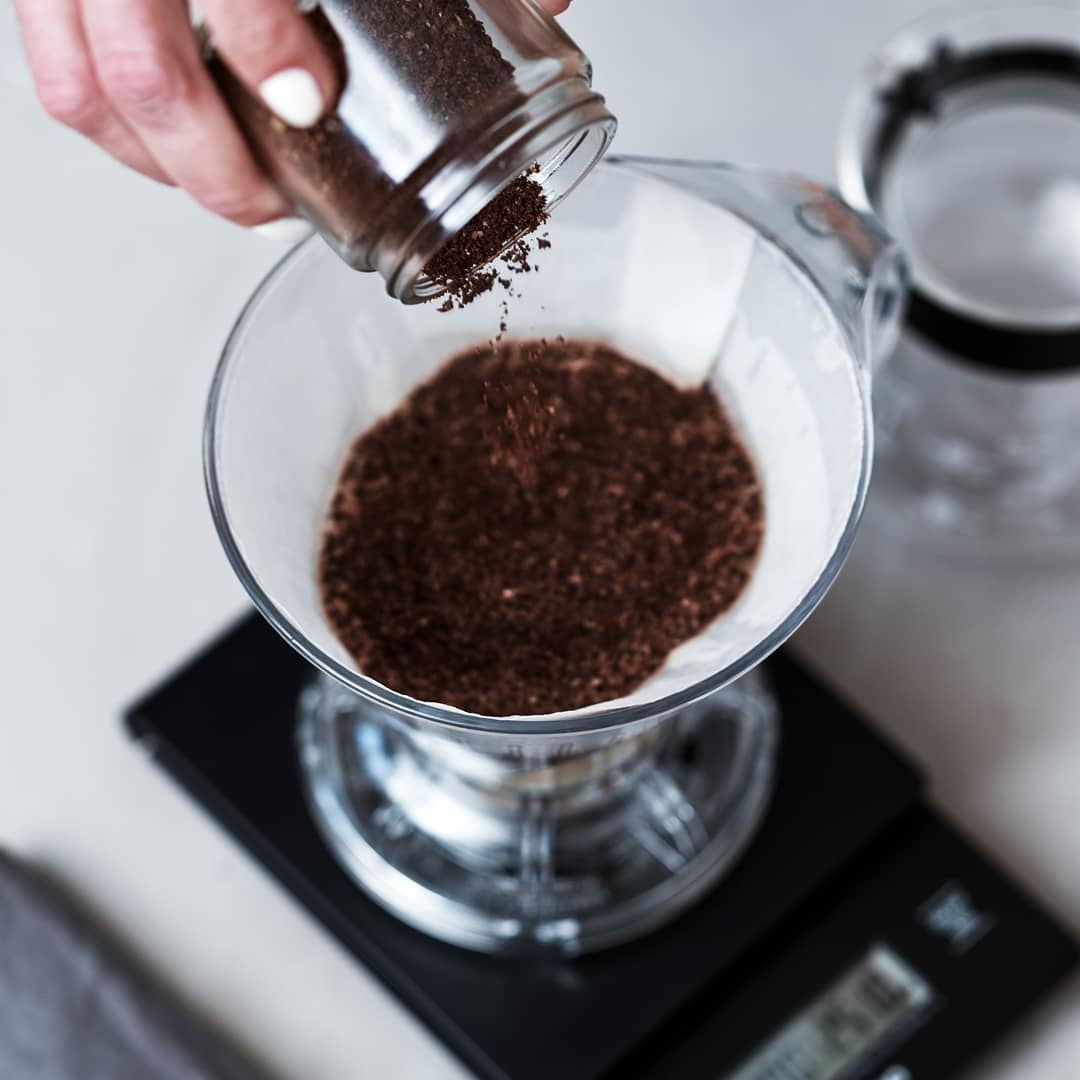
left=125, top=615, right=1077, bottom=1080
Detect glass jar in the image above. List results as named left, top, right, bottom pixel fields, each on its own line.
left=206, top=0, right=616, bottom=304
left=839, top=3, right=1080, bottom=558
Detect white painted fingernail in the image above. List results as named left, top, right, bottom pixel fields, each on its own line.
left=253, top=216, right=314, bottom=242
left=258, top=68, right=323, bottom=128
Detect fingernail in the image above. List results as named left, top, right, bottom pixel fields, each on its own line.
left=253, top=216, right=314, bottom=242
left=258, top=68, right=323, bottom=128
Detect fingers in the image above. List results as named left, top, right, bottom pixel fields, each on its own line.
left=82, top=0, right=291, bottom=225
left=20, top=0, right=557, bottom=231
left=14, top=0, right=172, bottom=184
left=538, top=0, right=573, bottom=13
left=197, top=0, right=337, bottom=128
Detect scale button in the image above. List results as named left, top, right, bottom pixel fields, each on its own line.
left=917, top=881, right=996, bottom=954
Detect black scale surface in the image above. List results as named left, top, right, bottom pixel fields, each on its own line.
left=126, top=615, right=1077, bottom=1080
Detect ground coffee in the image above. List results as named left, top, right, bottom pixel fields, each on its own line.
left=318, top=340, right=765, bottom=716
left=210, top=1, right=550, bottom=300
left=426, top=172, right=549, bottom=310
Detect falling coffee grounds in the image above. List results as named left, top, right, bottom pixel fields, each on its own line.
left=319, top=340, right=765, bottom=716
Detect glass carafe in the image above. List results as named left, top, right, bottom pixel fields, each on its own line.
left=840, top=3, right=1080, bottom=558
left=204, top=157, right=904, bottom=954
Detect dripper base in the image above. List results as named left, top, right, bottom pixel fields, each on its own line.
left=296, top=675, right=778, bottom=955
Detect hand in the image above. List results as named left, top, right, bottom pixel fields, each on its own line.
left=15, top=0, right=574, bottom=233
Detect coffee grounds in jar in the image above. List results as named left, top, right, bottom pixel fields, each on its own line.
left=426, top=172, right=549, bottom=310
left=208, top=1, right=551, bottom=297
left=318, top=339, right=765, bottom=716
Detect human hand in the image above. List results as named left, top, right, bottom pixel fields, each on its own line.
left=15, top=0, right=574, bottom=233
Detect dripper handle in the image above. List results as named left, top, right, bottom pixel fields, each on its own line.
left=609, top=156, right=908, bottom=376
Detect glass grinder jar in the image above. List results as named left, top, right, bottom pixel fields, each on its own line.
left=840, top=3, right=1080, bottom=557
left=205, top=0, right=616, bottom=304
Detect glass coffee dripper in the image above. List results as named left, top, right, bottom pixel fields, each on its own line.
left=205, top=158, right=903, bottom=954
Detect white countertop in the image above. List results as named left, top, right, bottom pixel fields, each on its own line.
left=3, top=0, right=1079, bottom=1076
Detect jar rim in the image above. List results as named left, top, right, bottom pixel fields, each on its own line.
left=376, top=76, right=617, bottom=304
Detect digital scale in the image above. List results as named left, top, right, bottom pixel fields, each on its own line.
left=125, top=615, right=1078, bottom=1080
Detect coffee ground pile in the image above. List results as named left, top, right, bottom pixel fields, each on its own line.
left=318, top=340, right=765, bottom=716
left=210, top=0, right=549, bottom=301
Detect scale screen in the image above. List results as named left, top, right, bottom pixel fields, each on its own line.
left=727, top=944, right=936, bottom=1080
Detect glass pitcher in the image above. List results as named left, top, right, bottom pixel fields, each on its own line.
left=840, top=3, right=1080, bottom=558
left=204, top=156, right=905, bottom=954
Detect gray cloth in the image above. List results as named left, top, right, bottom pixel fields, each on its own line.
left=0, top=850, right=264, bottom=1080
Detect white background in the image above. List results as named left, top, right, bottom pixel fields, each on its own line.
left=3, top=0, right=1080, bottom=1076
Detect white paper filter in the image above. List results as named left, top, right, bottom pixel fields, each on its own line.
left=214, top=166, right=866, bottom=721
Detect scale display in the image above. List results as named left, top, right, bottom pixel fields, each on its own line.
left=728, top=945, right=935, bottom=1080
